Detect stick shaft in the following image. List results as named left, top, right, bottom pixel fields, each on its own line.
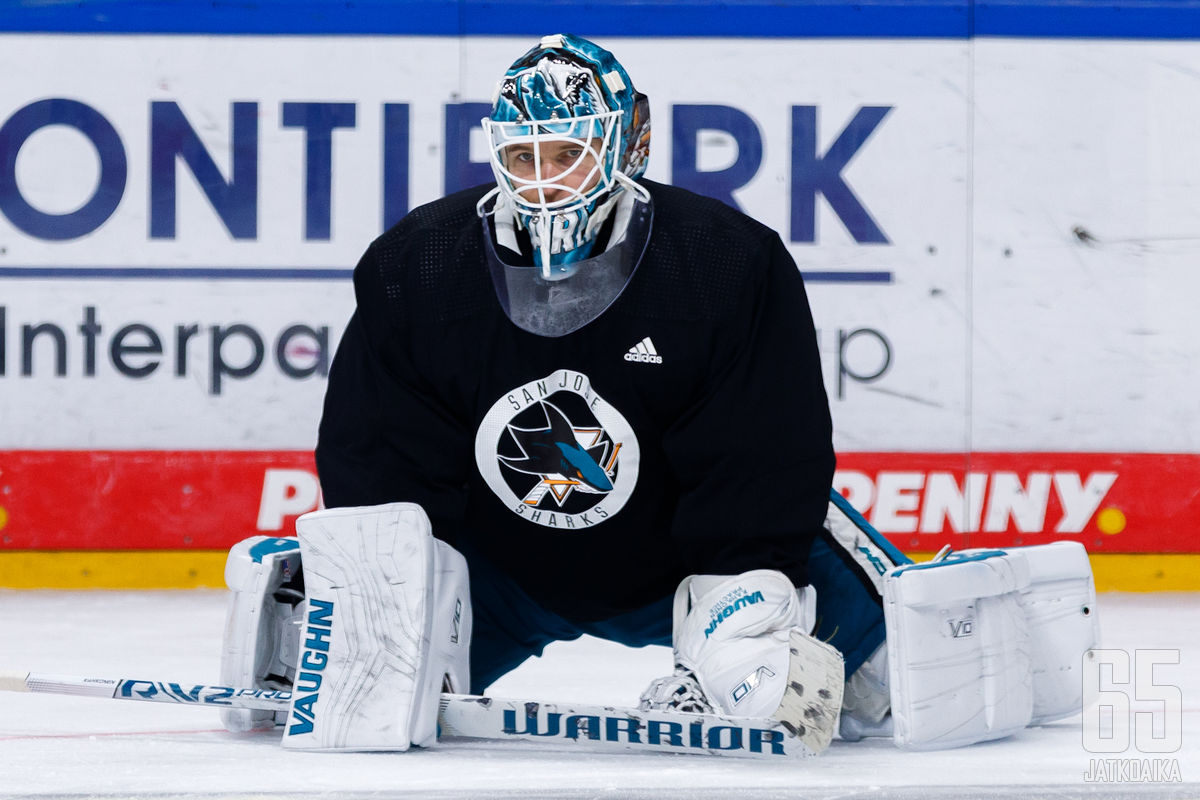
left=1, top=671, right=290, bottom=711
left=0, top=671, right=811, bottom=759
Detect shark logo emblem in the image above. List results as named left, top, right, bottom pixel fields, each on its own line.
left=476, top=369, right=640, bottom=529
left=500, top=400, right=617, bottom=502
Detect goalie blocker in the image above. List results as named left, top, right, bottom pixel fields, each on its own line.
left=639, top=570, right=844, bottom=754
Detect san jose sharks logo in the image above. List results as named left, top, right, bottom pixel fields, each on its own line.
left=500, top=400, right=618, bottom=502
left=476, top=369, right=639, bottom=529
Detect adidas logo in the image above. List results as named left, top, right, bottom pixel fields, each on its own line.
left=624, top=337, right=662, bottom=364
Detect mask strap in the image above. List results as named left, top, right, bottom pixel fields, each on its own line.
left=613, top=171, right=650, bottom=204
left=475, top=186, right=501, bottom=218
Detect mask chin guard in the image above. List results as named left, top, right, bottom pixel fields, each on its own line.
left=480, top=192, right=653, bottom=338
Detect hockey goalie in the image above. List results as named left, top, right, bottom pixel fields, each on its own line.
left=219, top=34, right=1099, bottom=755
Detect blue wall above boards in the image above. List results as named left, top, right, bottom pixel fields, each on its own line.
left=0, top=0, right=1198, bottom=39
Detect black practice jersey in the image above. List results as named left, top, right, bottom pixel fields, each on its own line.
left=316, top=180, right=835, bottom=622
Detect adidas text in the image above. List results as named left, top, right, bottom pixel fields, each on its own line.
left=625, top=337, right=662, bottom=364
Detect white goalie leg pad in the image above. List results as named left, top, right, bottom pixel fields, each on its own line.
left=838, top=642, right=892, bottom=741
left=884, top=550, right=1034, bottom=750
left=219, top=536, right=305, bottom=732
left=1014, top=541, right=1099, bottom=725
left=642, top=570, right=844, bottom=753
left=280, top=503, right=471, bottom=752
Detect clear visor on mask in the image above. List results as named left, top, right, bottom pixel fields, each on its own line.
left=481, top=192, right=653, bottom=338
left=483, top=110, right=622, bottom=217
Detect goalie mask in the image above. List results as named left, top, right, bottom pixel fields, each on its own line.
left=478, top=33, right=652, bottom=280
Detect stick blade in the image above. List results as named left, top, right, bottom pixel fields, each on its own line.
left=438, top=693, right=816, bottom=760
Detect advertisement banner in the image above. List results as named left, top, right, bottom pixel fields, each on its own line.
left=0, top=35, right=968, bottom=451
left=0, top=450, right=1193, bottom=553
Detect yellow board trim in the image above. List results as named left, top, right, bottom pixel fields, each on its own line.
left=0, top=551, right=229, bottom=589
left=0, top=550, right=1197, bottom=592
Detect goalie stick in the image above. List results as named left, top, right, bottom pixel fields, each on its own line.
left=0, top=670, right=817, bottom=760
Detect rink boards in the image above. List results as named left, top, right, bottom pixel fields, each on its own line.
left=2, top=6, right=1200, bottom=588
left=0, top=449, right=1196, bottom=591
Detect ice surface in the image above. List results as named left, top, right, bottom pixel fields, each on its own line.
left=1, top=590, right=1197, bottom=799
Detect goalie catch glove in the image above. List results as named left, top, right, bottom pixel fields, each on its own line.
left=639, top=570, right=844, bottom=753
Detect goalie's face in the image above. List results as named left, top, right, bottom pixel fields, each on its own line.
left=484, top=110, right=622, bottom=218
left=501, top=137, right=605, bottom=206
